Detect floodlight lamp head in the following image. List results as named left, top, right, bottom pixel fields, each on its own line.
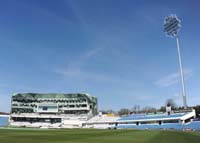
left=163, top=14, right=181, bottom=38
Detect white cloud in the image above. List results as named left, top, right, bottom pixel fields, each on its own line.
left=55, top=68, right=112, bottom=82
left=53, top=35, right=112, bottom=82
left=83, top=46, right=103, bottom=60
left=155, top=69, right=193, bottom=87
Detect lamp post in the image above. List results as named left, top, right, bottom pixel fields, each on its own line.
left=163, top=14, right=187, bottom=109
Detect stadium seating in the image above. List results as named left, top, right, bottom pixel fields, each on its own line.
left=117, top=123, right=183, bottom=130
left=160, top=123, right=183, bottom=130
left=88, top=115, right=119, bottom=123
left=118, top=113, right=185, bottom=121
left=84, top=115, right=119, bottom=129
left=184, top=121, right=200, bottom=131
left=0, top=117, right=8, bottom=126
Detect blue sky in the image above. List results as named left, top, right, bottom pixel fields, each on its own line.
left=0, top=0, right=200, bottom=112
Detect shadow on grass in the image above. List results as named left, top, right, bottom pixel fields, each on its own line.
left=148, top=130, right=200, bottom=143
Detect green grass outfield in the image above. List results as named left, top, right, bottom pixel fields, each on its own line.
left=0, top=128, right=200, bottom=143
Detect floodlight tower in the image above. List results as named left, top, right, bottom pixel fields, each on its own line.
left=163, top=14, right=187, bottom=109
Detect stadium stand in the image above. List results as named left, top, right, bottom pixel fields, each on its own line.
left=118, top=113, right=185, bottom=121
left=84, top=109, right=196, bottom=130
left=6, top=93, right=199, bottom=131
left=117, top=123, right=183, bottom=130
left=0, top=116, right=9, bottom=127
left=10, top=93, right=97, bottom=128
left=184, top=121, right=200, bottom=131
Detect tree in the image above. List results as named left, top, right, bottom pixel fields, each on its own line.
left=131, top=105, right=140, bottom=114
left=166, top=99, right=177, bottom=110
left=159, top=106, right=166, bottom=112
left=99, top=109, right=116, bottom=114
left=118, top=108, right=130, bottom=116
left=106, top=109, right=116, bottom=114
left=193, top=105, right=200, bottom=117
left=142, top=106, right=156, bottom=113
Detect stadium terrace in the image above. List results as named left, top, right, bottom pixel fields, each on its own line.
left=1, top=92, right=199, bottom=131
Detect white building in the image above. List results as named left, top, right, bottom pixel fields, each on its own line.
left=10, top=93, right=97, bottom=128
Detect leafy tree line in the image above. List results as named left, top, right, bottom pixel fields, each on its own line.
left=100, top=98, right=200, bottom=117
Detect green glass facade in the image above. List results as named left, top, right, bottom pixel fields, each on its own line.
left=11, top=93, right=98, bottom=115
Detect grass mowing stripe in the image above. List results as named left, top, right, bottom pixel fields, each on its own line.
left=0, top=129, right=200, bottom=143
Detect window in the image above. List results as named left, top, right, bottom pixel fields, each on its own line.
left=81, top=104, right=87, bottom=107
left=43, top=107, right=48, bottom=110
